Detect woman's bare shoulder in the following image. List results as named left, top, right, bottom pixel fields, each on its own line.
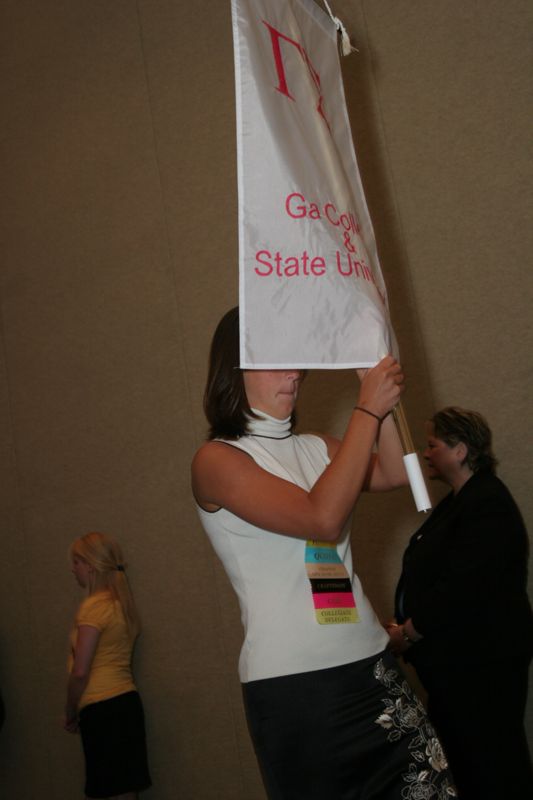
left=192, top=439, right=253, bottom=486
left=192, top=439, right=258, bottom=512
left=192, top=438, right=249, bottom=467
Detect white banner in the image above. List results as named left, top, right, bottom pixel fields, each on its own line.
left=232, top=0, right=398, bottom=368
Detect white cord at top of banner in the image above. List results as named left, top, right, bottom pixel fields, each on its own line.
left=321, top=0, right=356, bottom=55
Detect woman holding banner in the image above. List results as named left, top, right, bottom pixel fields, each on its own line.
left=192, top=307, right=456, bottom=800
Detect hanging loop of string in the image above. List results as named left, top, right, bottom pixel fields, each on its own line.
left=322, top=0, right=356, bottom=55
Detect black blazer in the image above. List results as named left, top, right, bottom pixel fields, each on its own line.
left=395, top=470, right=533, bottom=678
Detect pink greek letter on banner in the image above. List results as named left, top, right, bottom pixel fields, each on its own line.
left=231, top=0, right=398, bottom=368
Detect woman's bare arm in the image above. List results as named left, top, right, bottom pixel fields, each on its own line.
left=63, top=625, right=100, bottom=732
left=192, top=356, right=404, bottom=542
left=322, top=414, right=407, bottom=493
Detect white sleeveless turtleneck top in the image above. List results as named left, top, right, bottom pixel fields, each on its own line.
left=197, top=410, right=388, bottom=682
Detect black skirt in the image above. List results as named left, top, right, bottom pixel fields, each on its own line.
left=242, top=650, right=456, bottom=800
left=79, top=690, right=151, bottom=798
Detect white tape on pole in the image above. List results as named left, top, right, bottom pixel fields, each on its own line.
left=402, top=453, right=432, bottom=513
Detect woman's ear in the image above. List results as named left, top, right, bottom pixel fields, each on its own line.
left=456, top=441, right=468, bottom=464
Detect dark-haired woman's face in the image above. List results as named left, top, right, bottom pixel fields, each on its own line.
left=423, top=423, right=463, bottom=485
left=243, top=369, right=303, bottom=419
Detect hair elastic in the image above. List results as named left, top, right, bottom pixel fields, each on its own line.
left=354, top=406, right=382, bottom=423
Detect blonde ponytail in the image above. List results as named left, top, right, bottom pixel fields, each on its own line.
left=70, top=532, right=140, bottom=638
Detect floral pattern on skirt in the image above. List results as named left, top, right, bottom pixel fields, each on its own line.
left=373, top=658, right=457, bottom=799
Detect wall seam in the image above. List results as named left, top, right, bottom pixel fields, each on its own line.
left=0, top=301, right=55, bottom=795
left=359, top=0, right=435, bottom=410
left=133, top=0, right=198, bottom=452
left=132, top=3, right=249, bottom=795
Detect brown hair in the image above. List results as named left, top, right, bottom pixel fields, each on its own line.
left=70, top=532, right=140, bottom=637
left=203, top=307, right=297, bottom=439
left=431, top=406, right=497, bottom=474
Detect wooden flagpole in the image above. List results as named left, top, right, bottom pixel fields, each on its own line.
left=393, top=402, right=431, bottom=512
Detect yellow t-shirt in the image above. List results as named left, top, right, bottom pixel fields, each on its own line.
left=68, top=591, right=137, bottom=710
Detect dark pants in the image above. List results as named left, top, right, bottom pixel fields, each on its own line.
left=420, top=657, right=533, bottom=800
left=243, top=651, right=456, bottom=800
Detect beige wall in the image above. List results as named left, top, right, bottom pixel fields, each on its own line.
left=1, top=1, right=531, bottom=797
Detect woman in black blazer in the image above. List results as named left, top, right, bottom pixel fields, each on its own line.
left=388, top=407, right=533, bottom=799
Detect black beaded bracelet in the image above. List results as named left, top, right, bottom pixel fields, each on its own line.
left=353, top=406, right=382, bottom=423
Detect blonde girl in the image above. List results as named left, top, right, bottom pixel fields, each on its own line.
left=65, top=532, right=151, bottom=800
